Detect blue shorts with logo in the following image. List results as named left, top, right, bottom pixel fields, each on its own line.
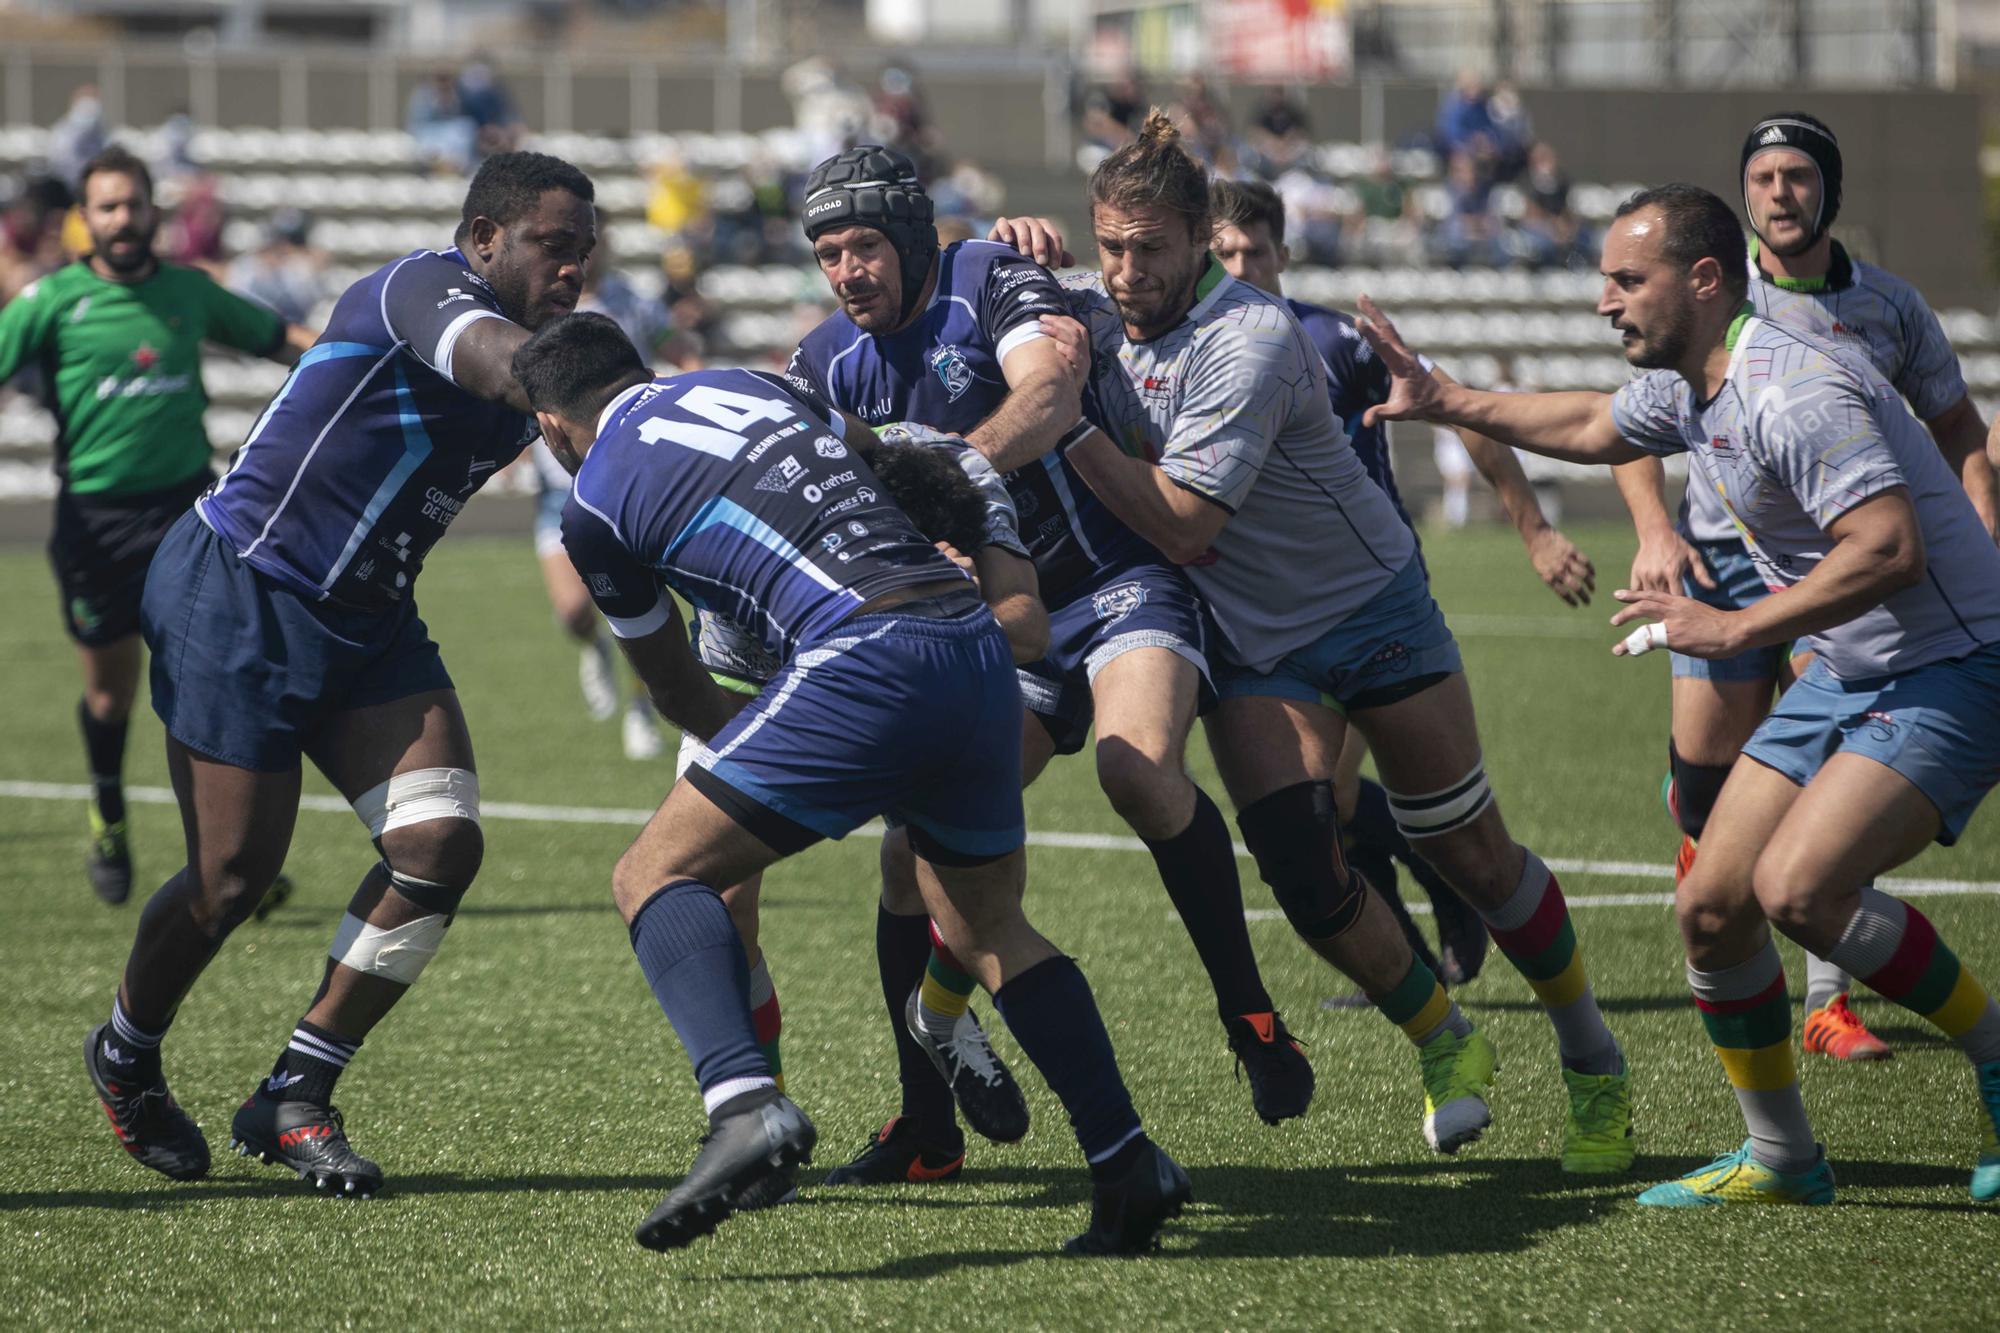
left=686, top=594, right=1026, bottom=866
left=1214, top=554, right=1462, bottom=711
left=1742, top=643, right=2000, bottom=845
left=142, top=511, right=454, bottom=772
left=1672, top=537, right=1796, bottom=683
left=1015, top=559, right=1213, bottom=756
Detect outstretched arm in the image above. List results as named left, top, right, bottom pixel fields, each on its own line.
left=1925, top=394, right=1998, bottom=541
left=1356, top=297, right=1643, bottom=464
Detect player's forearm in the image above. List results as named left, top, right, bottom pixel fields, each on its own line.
left=1726, top=518, right=1924, bottom=652
left=988, top=591, right=1050, bottom=663
left=1458, top=427, right=1548, bottom=536
left=1065, top=431, right=1225, bottom=565
left=1928, top=399, right=1998, bottom=537
left=1612, top=455, right=1677, bottom=542
left=1430, top=383, right=1642, bottom=464
left=967, top=371, right=1081, bottom=473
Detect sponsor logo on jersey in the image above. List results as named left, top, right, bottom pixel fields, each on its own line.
left=929, top=345, right=974, bottom=402
left=815, top=436, right=848, bottom=459
left=131, top=342, right=159, bottom=370
left=802, top=469, right=858, bottom=504
left=846, top=521, right=869, bottom=537
left=1139, top=374, right=1174, bottom=398
left=461, top=457, right=497, bottom=494
left=588, top=572, right=617, bottom=597
left=1018, top=290, right=1044, bottom=306
left=421, top=485, right=467, bottom=524
left=435, top=287, right=479, bottom=309
left=1091, top=581, right=1147, bottom=623
left=95, top=371, right=192, bottom=401
left=756, top=455, right=807, bottom=493
left=821, top=532, right=843, bottom=552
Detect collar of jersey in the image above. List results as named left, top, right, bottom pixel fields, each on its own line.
left=1750, top=235, right=1851, bottom=293
left=596, top=380, right=650, bottom=438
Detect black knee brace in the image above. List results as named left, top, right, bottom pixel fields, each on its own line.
left=1668, top=742, right=1734, bottom=841
left=1237, top=780, right=1368, bottom=943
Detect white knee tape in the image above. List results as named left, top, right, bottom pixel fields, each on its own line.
left=329, top=911, right=448, bottom=984
left=1388, top=763, right=1494, bottom=840
left=352, top=767, right=480, bottom=839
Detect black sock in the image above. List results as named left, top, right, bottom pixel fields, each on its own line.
left=877, top=905, right=958, bottom=1142
left=1142, top=787, right=1273, bottom=1018
left=103, top=994, right=167, bottom=1086
left=268, top=1020, right=361, bottom=1105
left=78, top=699, right=127, bottom=826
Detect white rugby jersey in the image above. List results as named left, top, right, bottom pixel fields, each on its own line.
left=1065, top=260, right=1416, bottom=673
left=1615, top=312, right=2000, bottom=678
left=1681, top=241, right=1968, bottom=543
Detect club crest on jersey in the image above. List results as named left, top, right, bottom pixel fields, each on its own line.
left=1091, top=581, right=1147, bottom=623
left=929, top=345, right=974, bottom=402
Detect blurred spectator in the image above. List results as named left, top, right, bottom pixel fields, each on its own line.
left=871, top=67, right=936, bottom=165
left=0, top=170, right=73, bottom=300
left=660, top=245, right=721, bottom=352
left=1082, top=69, right=1146, bottom=150
left=577, top=210, right=694, bottom=369
left=1486, top=82, right=1533, bottom=180
left=154, top=110, right=202, bottom=183
left=408, top=72, right=477, bottom=175
left=1516, top=141, right=1590, bottom=270
left=784, top=58, right=873, bottom=163
left=929, top=159, right=1005, bottom=229
left=1245, top=89, right=1310, bottom=176
left=645, top=151, right=708, bottom=244
left=1272, top=167, right=1344, bottom=266
left=457, top=59, right=523, bottom=160
left=1434, top=150, right=1503, bottom=268
left=1345, top=147, right=1424, bottom=266
left=227, top=208, right=327, bottom=325
left=1169, top=75, right=1237, bottom=174
left=47, top=86, right=108, bottom=191
left=159, top=173, right=226, bottom=270
left=1435, top=69, right=1495, bottom=159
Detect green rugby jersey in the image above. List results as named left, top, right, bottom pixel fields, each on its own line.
left=0, top=260, right=284, bottom=496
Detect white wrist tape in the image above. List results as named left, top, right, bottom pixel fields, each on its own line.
left=351, top=767, right=480, bottom=839
left=329, top=911, right=448, bottom=984
left=1621, top=622, right=1669, bottom=656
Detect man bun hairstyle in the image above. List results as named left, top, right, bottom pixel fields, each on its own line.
left=1089, top=109, right=1210, bottom=240
left=510, top=311, right=646, bottom=423
left=802, top=144, right=938, bottom=324
left=871, top=442, right=990, bottom=555
left=78, top=144, right=154, bottom=202
left=1613, top=183, right=1749, bottom=302
left=1210, top=177, right=1285, bottom=246
left=1740, top=111, right=1841, bottom=244
left=457, top=150, right=595, bottom=245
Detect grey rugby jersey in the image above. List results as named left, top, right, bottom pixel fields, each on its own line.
left=1681, top=242, right=1968, bottom=542
left=1064, top=261, right=1416, bottom=674
left=1615, top=313, right=2000, bottom=678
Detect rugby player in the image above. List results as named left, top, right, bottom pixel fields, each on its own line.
left=514, top=311, right=1191, bottom=1253
left=1203, top=177, right=1599, bottom=985
left=1610, top=114, right=2000, bottom=1063
left=764, top=147, right=1310, bottom=1187
left=1358, top=182, right=2000, bottom=1205
left=83, top=152, right=594, bottom=1196
left=0, top=144, right=314, bottom=903
left=1047, top=114, right=1635, bottom=1173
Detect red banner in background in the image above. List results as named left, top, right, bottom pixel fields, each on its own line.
left=1206, top=0, right=1350, bottom=81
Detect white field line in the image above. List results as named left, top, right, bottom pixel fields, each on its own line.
left=6, top=781, right=1998, bottom=913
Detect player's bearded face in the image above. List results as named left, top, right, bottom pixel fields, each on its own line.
left=81, top=171, right=158, bottom=276
left=1745, top=149, right=1822, bottom=258
left=480, top=190, right=594, bottom=330
left=1598, top=213, right=1695, bottom=370
left=1095, top=205, right=1207, bottom=337
left=815, top=227, right=905, bottom=333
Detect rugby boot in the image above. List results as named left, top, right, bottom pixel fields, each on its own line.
left=85, top=811, right=132, bottom=905
left=250, top=871, right=295, bottom=924
left=735, top=1162, right=800, bottom=1211
left=230, top=1085, right=383, bottom=1198
left=1561, top=1061, right=1636, bottom=1174
left=1062, top=1138, right=1193, bottom=1257
left=1673, top=834, right=1698, bottom=885
left=1972, top=1059, right=2000, bottom=1203
left=822, top=1115, right=965, bottom=1185
left=634, top=1088, right=816, bottom=1250
left=1223, top=1011, right=1315, bottom=1125
left=579, top=638, right=619, bottom=721
left=1802, top=993, right=1893, bottom=1062
left=1637, top=1140, right=1834, bottom=1207
left=85, top=1024, right=208, bottom=1180
left=904, top=987, right=1030, bottom=1144
left=1418, top=1026, right=1497, bottom=1153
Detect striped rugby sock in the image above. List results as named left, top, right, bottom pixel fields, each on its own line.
left=1689, top=940, right=1816, bottom=1174
left=913, top=920, right=976, bottom=1044
left=746, top=955, right=784, bottom=1095
left=1482, top=851, right=1620, bottom=1074
left=270, top=1020, right=360, bottom=1105
left=1368, top=956, right=1471, bottom=1046
left=1828, top=889, right=2000, bottom=1066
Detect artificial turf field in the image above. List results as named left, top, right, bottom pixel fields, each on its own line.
left=1, top=519, right=1994, bottom=1330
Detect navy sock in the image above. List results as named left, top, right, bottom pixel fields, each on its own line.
left=877, top=905, right=958, bottom=1141
left=267, top=1020, right=359, bottom=1105
left=79, top=700, right=127, bottom=826
left=1142, top=787, right=1273, bottom=1019
left=629, top=881, right=767, bottom=1095
left=994, top=956, right=1142, bottom=1168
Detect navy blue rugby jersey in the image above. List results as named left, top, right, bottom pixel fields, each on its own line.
left=198, top=247, right=535, bottom=607
left=1287, top=297, right=1414, bottom=528
left=561, top=368, right=963, bottom=661
left=786, top=238, right=1149, bottom=602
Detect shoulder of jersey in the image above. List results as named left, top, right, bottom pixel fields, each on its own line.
left=1847, top=256, right=1926, bottom=312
